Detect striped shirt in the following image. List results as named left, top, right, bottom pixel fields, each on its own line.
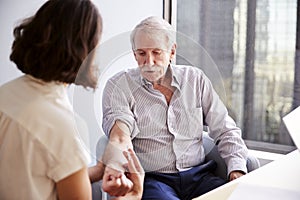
left=102, top=65, right=248, bottom=174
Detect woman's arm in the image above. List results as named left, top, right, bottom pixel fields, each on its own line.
left=88, top=161, right=105, bottom=183
left=56, top=167, right=91, bottom=200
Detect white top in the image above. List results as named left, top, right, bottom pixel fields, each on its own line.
left=0, top=75, right=90, bottom=200
left=102, top=65, right=248, bottom=174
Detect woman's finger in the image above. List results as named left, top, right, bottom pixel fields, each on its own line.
left=123, top=148, right=144, bottom=174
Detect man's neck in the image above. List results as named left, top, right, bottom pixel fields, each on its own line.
left=152, top=66, right=171, bottom=87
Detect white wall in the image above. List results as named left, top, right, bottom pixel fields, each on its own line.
left=0, top=0, right=47, bottom=84
left=0, top=0, right=163, bottom=165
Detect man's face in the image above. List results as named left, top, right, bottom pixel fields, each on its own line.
left=133, top=30, right=175, bottom=83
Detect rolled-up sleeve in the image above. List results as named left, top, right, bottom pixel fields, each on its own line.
left=102, top=75, right=139, bottom=138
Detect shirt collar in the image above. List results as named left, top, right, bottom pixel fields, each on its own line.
left=24, top=74, right=69, bottom=100
left=169, top=64, right=181, bottom=90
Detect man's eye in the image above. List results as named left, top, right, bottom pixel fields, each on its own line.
left=137, top=52, right=145, bottom=56
left=153, top=51, right=162, bottom=55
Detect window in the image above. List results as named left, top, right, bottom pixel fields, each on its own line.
left=174, top=0, right=298, bottom=153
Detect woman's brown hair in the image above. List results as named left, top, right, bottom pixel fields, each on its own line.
left=10, top=0, right=102, bottom=89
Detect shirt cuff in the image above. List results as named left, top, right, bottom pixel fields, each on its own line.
left=227, top=158, right=248, bottom=177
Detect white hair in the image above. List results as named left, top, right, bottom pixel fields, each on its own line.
left=130, top=16, right=176, bottom=51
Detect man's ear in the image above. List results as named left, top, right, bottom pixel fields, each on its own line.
left=170, top=44, right=177, bottom=59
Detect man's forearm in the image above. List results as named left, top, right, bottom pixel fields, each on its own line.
left=102, top=120, right=134, bottom=171
left=109, top=121, right=133, bottom=149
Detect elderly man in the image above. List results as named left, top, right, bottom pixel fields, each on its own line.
left=101, top=16, right=248, bottom=200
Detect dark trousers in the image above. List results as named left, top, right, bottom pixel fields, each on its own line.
left=142, top=160, right=227, bottom=200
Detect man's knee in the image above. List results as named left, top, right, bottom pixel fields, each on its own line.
left=142, top=179, right=180, bottom=200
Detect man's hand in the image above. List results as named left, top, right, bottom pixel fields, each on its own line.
left=102, top=149, right=145, bottom=199
left=229, top=170, right=245, bottom=181
left=102, top=166, right=133, bottom=197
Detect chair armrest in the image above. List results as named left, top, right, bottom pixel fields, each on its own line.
left=92, top=181, right=103, bottom=200
left=203, top=132, right=260, bottom=180
left=92, top=136, right=109, bottom=200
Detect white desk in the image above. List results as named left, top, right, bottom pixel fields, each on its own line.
left=193, top=150, right=300, bottom=200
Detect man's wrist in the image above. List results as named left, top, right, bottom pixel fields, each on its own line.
left=102, top=141, right=127, bottom=172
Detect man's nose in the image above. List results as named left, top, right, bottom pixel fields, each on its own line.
left=145, top=53, right=154, bottom=66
